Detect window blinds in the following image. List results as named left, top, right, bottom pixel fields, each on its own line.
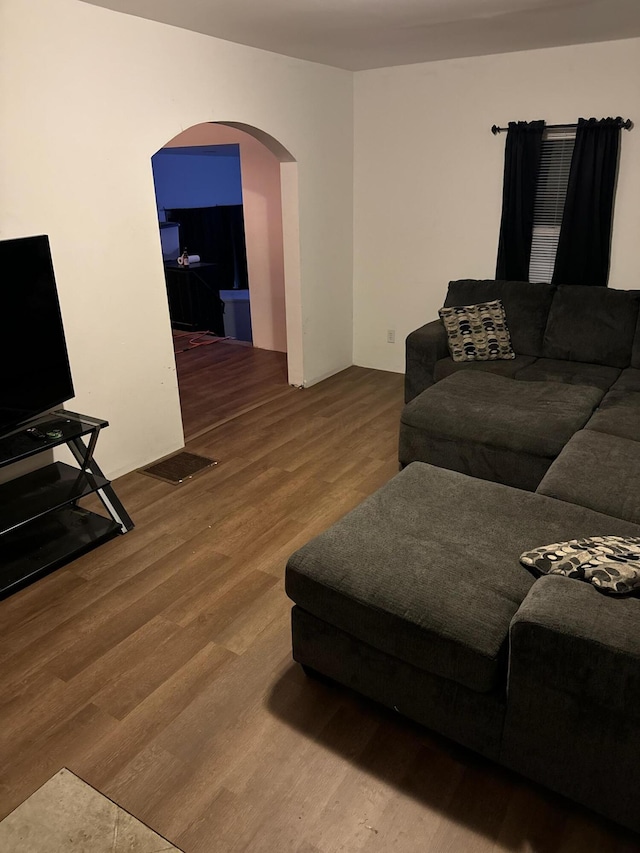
left=528, top=127, right=575, bottom=284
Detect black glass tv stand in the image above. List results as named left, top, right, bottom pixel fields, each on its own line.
left=0, top=410, right=134, bottom=599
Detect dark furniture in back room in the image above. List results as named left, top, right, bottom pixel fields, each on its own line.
left=164, top=261, right=224, bottom=335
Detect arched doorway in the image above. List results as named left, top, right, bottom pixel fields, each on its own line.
left=152, top=122, right=302, bottom=439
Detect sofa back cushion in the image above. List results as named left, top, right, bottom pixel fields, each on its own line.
left=444, top=279, right=555, bottom=357
left=543, top=286, right=640, bottom=368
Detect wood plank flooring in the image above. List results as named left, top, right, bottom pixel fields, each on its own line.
left=1, top=364, right=639, bottom=852
left=175, top=340, right=291, bottom=440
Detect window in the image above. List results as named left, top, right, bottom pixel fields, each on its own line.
left=497, top=117, right=624, bottom=287
left=528, top=126, right=575, bottom=283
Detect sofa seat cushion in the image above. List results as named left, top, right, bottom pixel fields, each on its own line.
left=542, top=285, right=640, bottom=368
left=585, top=391, right=640, bottom=443
left=285, top=462, right=640, bottom=694
left=610, top=367, right=640, bottom=393
left=537, top=430, right=640, bottom=525
left=433, top=355, right=536, bottom=383
left=399, top=372, right=603, bottom=490
left=514, top=358, right=620, bottom=391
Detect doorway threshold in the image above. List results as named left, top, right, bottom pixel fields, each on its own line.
left=184, top=386, right=296, bottom=443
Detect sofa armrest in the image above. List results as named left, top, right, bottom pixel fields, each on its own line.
left=509, top=574, right=640, bottom=716
left=502, top=573, right=640, bottom=833
left=405, top=320, right=449, bottom=403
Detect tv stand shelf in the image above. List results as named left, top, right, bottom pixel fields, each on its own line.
left=0, top=410, right=133, bottom=598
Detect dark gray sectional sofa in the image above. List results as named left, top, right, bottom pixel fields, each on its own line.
left=401, top=279, right=640, bottom=489
left=285, top=279, right=640, bottom=835
left=405, top=279, right=640, bottom=403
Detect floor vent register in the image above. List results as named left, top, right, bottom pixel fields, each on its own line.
left=142, top=451, right=218, bottom=485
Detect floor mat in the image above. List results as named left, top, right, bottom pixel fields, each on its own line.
left=141, top=451, right=218, bottom=484
left=0, top=768, right=183, bottom=852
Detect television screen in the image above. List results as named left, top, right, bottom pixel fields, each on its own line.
left=0, top=235, right=75, bottom=436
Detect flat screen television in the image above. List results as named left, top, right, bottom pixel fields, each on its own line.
left=0, top=235, right=75, bottom=437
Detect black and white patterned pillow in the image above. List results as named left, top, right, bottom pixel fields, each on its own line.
left=438, top=299, right=515, bottom=363
left=520, top=535, right=640, bottom=596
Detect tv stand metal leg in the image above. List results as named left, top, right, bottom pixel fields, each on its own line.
left=66, top=435, right=134, bottom=533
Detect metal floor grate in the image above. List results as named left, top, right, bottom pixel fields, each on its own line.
left=141, top=452, right=217, bottom=485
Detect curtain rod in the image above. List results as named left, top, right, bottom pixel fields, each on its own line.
left=491, top=118, right=633, bottom=135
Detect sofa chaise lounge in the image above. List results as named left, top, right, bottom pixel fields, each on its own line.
left=285, top=279, right=640, bottom=834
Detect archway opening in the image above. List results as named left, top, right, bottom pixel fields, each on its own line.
left=151, top=122, right=302, bottom=440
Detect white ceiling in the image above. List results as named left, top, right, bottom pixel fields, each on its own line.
left=80, top=0, right=640, bottom=71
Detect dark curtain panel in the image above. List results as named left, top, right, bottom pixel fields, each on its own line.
left=552, top=117, right=621, bottom=287
left=166, top=205, right=249, bottom=290
left=495, top=120, right=545, bottom=281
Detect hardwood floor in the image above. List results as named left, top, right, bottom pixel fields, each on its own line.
left=1, top=366, right=639, bottom=852
left=175, top=340, right=291, bottom=440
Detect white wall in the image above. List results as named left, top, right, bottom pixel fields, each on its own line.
left=353, top=38, right=640, bottom=373
left=0, top=0, right=353, bottom=477
left=164, top=123, right=288, bottom=353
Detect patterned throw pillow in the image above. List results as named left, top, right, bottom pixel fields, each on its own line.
left=520, top=536, right=640, bottom=596
left=438, top=299, right=515, bottom=363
